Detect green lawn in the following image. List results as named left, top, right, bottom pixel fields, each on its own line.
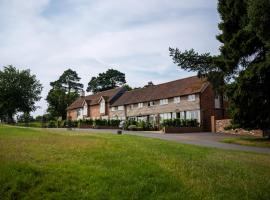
left=221, top=137, right=270, bottom=148
left=0, top=125, right=270, bottom=200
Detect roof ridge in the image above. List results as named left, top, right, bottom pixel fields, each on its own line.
left=125, top=75, right=200, bottom=93
left=85, top=87, right=121, bottom=98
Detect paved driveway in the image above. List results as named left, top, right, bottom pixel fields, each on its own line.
left=72, top=128, right=270, bottom=154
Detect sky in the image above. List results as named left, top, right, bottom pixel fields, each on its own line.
left=0, top=0, right=221, bottom=116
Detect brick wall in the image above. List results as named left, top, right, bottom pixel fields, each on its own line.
left=89, top=105, right=100, bottom=119
left=109, top=109, right=126, bottom=119
left=216, top=119, right=263, bottom=137
left=126, top=94, right=200, bottom=117
left=67, top=110, right=77, bottom=120
left=200, top=85, right=215, bottom=131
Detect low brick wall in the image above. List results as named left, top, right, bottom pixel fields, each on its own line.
left=215, top=119, right=263, bottom=137
left=163, top=127, right=202, bottom=134
left=94, top=125, right=119, bottom=129
left=79, top=124, right=94, bottom=129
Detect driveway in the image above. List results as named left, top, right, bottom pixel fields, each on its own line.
left=72, top=128, right=270, bottom=154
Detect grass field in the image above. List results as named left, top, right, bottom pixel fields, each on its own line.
left=222, top=137, right=270, bottom=148
left=0, top=125, right=270, bottom=200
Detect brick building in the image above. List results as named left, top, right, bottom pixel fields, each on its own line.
left=67, top=76, right=227, bottom=130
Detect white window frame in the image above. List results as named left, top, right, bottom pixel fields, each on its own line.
left=149, top=101, right=155, bottom=107
left=188, top=94, right=196, bottom=101
left=174, top=97, right=181, bottom=103
left=159, top=113, right=172, bottom=120
left=111, top=107, right=117, bottom=111
left=100, top=100, right=105, bottom=114
left=138, top=103, right=143, bottom=108
left=186, top=110, right=200, bottom=122
left=118, top=106, right=124, bottom=111
left=160, top=99, right=168, bottom=105
left=83, top=104, right=88, bottom=116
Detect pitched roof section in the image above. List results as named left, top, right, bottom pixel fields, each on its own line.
left=67, top=87, right=123, bottom=110
left=111, top=76, right=208, bottom=106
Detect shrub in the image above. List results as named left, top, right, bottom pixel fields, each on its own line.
left=109, top=119, right=121, bottom=127
left=94, top=119, right=108, bottom=126
left=128, top=125, right=137, bottom=131
left=48, top=120, right=56, bottom=128
left=137, top=120, right=153, bottom=130
left=123, top=120, right=137, bottom=130
left=161, top=119, right=199, bottom=128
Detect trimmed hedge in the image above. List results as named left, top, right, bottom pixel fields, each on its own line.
left=161, top=119, right=199, bottom=128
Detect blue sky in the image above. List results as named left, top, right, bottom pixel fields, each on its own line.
left=0, top=0, right=221, bottom=116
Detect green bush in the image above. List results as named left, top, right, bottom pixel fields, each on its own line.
left=108, top=119, right=121, bottom=127
left=123, top=120, right=138, bottom=130
left=48, top=120, right=56, bottom=128
left=162, top=119, right=199, bottom=128
left=128, top=125, right=137, bottom=131
left=137, top=120, right=153, bottom=130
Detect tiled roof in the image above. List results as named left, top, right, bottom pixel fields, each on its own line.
left=111, top=76, right=208, bottom=106
left=67, top=87, right=123, bottom=110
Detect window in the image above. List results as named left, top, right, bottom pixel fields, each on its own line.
left=159, top=113, right=172, bottom=120
left=215, top=95, right=221, bottom=108
left=118, top=106, right=124, bottom=111
left=188, top=94, right=196, bottom=101
left=160, top=99, right=168, bottom=105
left=138, top=103, right=143, bottom=108
left=174, top=97, right=180, bottom=103
left=180, top=111, right=185, bottom=119
left=111, top=107, right=117, bottom=111
left=130, top=104, right=134, bottom=109
left=83, top=104, right=88, bottom=116
left=148, top=101, right=155, bottom=106
left=186, top=110, right=200, bottom=122
left=77, top=108, right=82, bottom=117
left=100, top=100, right=105, bottom=114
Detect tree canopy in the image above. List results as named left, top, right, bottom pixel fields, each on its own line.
left=46, top=69, right=83, bottom=120
left=87, top=69, right=126, bottom=93
left=169, top=0, right=270, bottom=131
left=0, top=65, right=42, bottom=122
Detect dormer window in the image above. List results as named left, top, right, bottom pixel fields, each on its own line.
left=174, top=97, right=180, bottom=103
left=188, top=94, right=196, bottom=101
left=160, top=99, right=168, bottom=105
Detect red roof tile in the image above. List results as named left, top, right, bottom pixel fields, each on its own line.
left=111, top=76, right=208, bottom=106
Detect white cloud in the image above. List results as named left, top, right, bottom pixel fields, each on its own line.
left=0, top=0, right=220, bottom=116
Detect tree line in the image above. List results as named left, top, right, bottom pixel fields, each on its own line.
left=0, top=67, right=129, bottom=122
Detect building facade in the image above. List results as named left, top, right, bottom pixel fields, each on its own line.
left=66, top=87, right=126, bottom=120
left=67, top=76, right=227, bottom=130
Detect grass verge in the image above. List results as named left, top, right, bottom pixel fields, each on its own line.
left=221, top=137, right=270, bottom=148
left=0, top=125, right=270, bottom=199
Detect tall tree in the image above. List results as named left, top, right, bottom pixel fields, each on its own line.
left=46, top=69, right=83, bottom=119
left=169, top=0, right=270, bottom=132
left=87, top=69, right=126, bottom=93
left=0, top=65, right=42, bottom=122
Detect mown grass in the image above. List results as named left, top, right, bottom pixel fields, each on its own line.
left=222, top=136, right=270, bottom=148
left=16, top=122, right=43, bottom=128
left=0, top=125, right=270, bottom=199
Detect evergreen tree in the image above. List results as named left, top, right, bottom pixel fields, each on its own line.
left=169, top=0, right=270, bottom=132
left=87, top=69, right=126, bottom=93
left=46, top=69, right=83, bottom=119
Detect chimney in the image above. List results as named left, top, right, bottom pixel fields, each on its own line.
left=80, top=90, right=85, bottom=98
